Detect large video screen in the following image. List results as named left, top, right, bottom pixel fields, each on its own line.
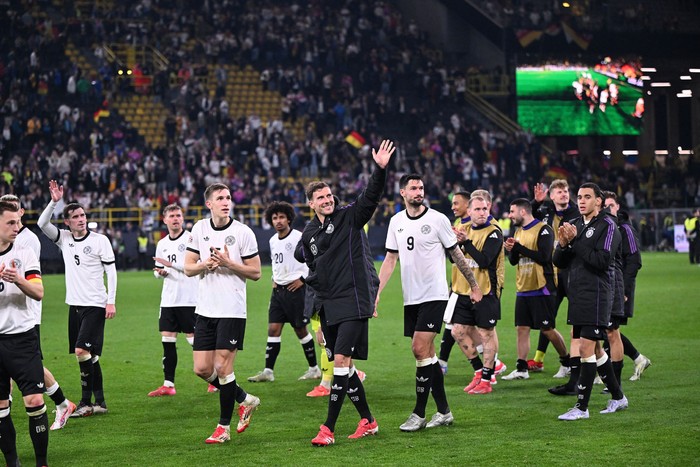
left=516, top=58, right=644, bottom=136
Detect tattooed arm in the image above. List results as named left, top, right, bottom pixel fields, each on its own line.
left=447, top=245, right=483, bottom=302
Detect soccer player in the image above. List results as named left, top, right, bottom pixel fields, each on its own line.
left=451, top=196, right=504, bottom=395
left=437, top=191, right=470, bottom=374
left=553, top=183, right=627, bottom=420
left=603, top=192, right=650, bottom=381
left=247, top=201, right=320, bottom=383
left=184, top=183, right=261, bottom=444
left=38, top=180, right=117, bottom=417
left=531, top=180, right=579, bottom=378
left=0, top=201, right=49, bottom=467
left=502, top=198, right=570, bottom=381
left=376, top=173, right=483, bottom=432
left=1, top=194, right=77, bottom=430
left=147, top=204, right=199, bottom=397
left=301, top=139, right=395, bottom=446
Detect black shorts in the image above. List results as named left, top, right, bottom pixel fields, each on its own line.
left=193, top=315, right=246, bottom=351
left=0, top=330, right=45, bottom=399
left=321, top=316, right=369, bottom=361
left=452, top=294, right=501, bottom=329
left=514, top=295, right=557, bottom=329
left=159, top=306, right=196, bottom=334
left=606, top=315, right=627, bottom=329
left=404, top=301, right=446, bottom=337
left=69, top=306, right=106, bottom=355
left=269, top=285, right=309, bottom=329
left=573, top=325, right=608, bottom=341
left=35, top=324, right=43, bottom=360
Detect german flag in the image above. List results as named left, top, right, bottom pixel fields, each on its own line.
left=93, top=108, right=110, bottom=123
left=345, top=131, right=366, bottom=149
left=515, top=29, right=543, bottom=48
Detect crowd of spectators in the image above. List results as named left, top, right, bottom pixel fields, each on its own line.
left=1, top=0, right=698, bottom=261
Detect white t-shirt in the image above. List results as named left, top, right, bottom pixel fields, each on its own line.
left=54, top=230, right=116, bottom=307
left=154, top=230, right=199, bottom=307
left=16, top=227, right=42, bottom=324
left=188, top=218, right=259, bottom=318
left=269, top=229, right=307, bottom=285
left=0, top=243, right=41, bottom=334
left=385, top=208, right=457, bottom=305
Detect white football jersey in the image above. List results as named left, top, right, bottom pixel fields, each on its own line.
left=54, top=230, right=116, bottom=307
left=269, top=229, right=307, bottom=285
left=15, top=227, right=42, bottom=324
left=385, top=208, right=457, bottom=305
left=0, top=243, right=41, bottom=334
left=188, top=218, right=259, bottom=318
left=154, top=230, right=198, bottom=307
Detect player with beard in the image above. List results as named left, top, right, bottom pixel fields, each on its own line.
left=377, top=174, right=483, bottom=431
left=531, top=179, right=579, bottom=381
left=502, top=198, right=570, bottom=381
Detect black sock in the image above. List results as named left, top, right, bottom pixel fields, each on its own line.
left=575, top=362, right=597, bottom=411
left=413, top=365, right=432, bottom=418
left=559, top=353, right=571, bottom=368
left=536, top=330, right=550, bottom=354
left=27, top=404, right=49, bottom=466
left=218, top=380, right=237, bottom=426
left=265, top=341, right=281, bottom=370
left=516, top=359, right=529, bottom=372
left=324, top=374, right=348, bottom=432
left=163, top=341, right=177, bottom=384
left=439, top=328, right=455, bottom=362
left=621, top=333, right=640, bottom=360
left=93, top=359, right=105, bottom=404
left=468, top=356, right=484, bottom=372
left=235, top=382, right=247, bottom=404
left=481, top=366, right=494, bottom=383
left=431, top=362, right=449, bottom=414
left=347, top=372, right=372, bottom=421
left=566, top=356, right=581, bottom=388
left=598, top=359, right=624, bottom=400
left=301, top=338, right=317, bottom=367
left=48, top=385, right=66, bottom=407
left=78, top=359, right=94, bottom=404
left=612, top=360, right=624, bottom=391
left=0, top=411, right=18, bottom=466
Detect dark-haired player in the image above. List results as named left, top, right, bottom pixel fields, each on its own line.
left=248, top=201, right=319, bottom=384
left=38, top=180, right=117, bottom=418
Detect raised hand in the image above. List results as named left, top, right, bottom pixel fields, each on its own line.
left=48, top=180, right=64, bottom=203
left=372, top=139, right=396, bottom=169
left=534, top=182, right=548, bottom=203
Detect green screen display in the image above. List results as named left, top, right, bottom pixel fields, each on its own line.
left=516, top=66, right=644, bottom=136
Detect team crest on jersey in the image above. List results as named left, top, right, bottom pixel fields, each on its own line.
left=310, top=244, right=318, bottom=255
left=585, top=227, right=595, bottom=238
left=325, top=223, right=335, bottom=234
left=225, top=236, right=235, bottom=246
left=178, top=244, right=186, bottom=252
left=285, top=242, right=293, bottom=251
left=10, top=258, right=21, bottom=269
left=83, top=246, right=92, bottom=255
left=421, top=225, right=431, bottom=235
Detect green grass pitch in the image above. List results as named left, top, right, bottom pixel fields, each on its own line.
left=10, top=253, right=700, bottom=466
left=516, top=69, right=643, bottom=136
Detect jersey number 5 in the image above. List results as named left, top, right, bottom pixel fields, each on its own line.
left=74, top=254, right=80, bottom=266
